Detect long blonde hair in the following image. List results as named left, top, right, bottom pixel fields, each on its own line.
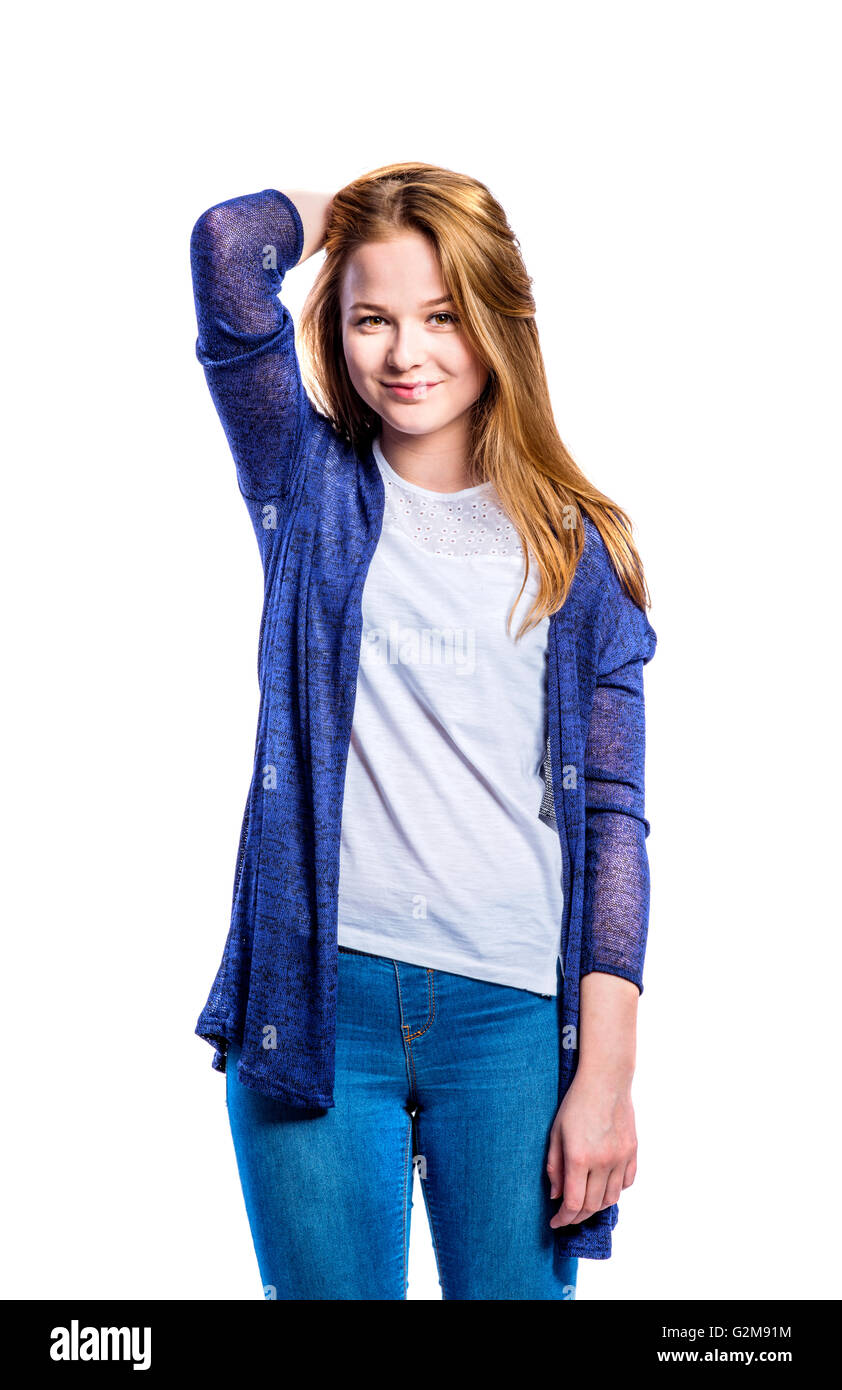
left=298, top=161, right=652, bottom=640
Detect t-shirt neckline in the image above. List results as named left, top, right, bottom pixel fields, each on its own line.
left=372, top=435, right=491, bottom=502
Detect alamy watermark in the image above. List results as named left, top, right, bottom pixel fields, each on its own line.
left=361, top=621, right=476, bottom=675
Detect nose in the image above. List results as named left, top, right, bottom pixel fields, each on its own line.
left=384, top=323, right=427, bottom=372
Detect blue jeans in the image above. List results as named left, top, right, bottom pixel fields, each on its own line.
left=225, top=945, right=578, bottom=1300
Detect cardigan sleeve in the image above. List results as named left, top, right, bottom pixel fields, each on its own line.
left=579, top=582, right=657, bottom=994
left=189, top=188, right=314, bottom=501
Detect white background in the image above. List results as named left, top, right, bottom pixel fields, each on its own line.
left=4, top=0, right=840, bottom=1300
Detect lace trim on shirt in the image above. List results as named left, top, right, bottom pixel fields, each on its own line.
left=373, top=437, right=523, bottom=558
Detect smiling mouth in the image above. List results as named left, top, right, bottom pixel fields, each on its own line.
left=382, top=381, right=441, bottom=400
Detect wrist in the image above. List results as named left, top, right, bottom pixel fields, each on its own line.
left=574, top=1056, right=635, bottom=1092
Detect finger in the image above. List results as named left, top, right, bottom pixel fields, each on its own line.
left=549, top=1162, right=588, bottom=1227
left=571, top=1166, right=610, bottom=1224
left=546, top=1129, right=564, bottom=1201
left=602, top=1163, right=626, bottom=1209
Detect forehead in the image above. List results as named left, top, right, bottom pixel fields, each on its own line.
left=340, top=232, right=449, bottom=309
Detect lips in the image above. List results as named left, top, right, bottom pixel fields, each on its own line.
left=383, top=381, right=440, bottom=400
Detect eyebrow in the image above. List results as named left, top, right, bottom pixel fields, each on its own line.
left=347, top=296, right=455, bottom=313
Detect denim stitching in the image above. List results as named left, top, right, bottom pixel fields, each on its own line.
left=393, top=962, right=419, bottom=1106
left=405, top=969, right=437, bottom=1040
left=401, top=1114, right=413, bottom=1298
left=404, top=1035, right=420, bottom=1097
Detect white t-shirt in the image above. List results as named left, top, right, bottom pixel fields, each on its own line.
left=336, top=434, right=564, bottom=995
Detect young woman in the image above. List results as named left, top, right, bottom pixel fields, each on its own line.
left=189, top=162, right=657, bottom=1301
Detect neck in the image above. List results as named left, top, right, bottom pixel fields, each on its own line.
left=377, top=416, right=476, bottom=493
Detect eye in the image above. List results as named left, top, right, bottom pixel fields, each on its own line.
left=353, top=311, right=460, bottom=328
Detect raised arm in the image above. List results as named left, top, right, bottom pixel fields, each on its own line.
left=189, top=187, right=329, bottom=502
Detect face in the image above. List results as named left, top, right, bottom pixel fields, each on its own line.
left=340, top=231, right=489, bottom=441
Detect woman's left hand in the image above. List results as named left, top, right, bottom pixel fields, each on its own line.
left=546, top=1074, right=637, bottom=1227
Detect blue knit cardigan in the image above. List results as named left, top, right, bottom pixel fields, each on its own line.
left=190, top=188, right=657, bottom=1260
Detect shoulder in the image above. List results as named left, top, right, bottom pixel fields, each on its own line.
left=569, top=514, right=658, bottom=672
